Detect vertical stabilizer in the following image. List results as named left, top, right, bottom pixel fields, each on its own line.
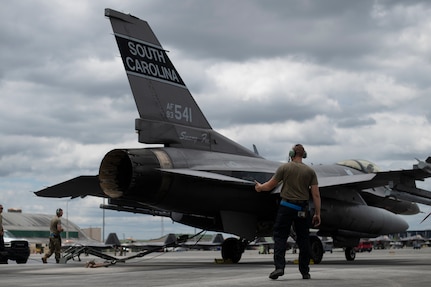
left=105, top=9, right=257, bottom=157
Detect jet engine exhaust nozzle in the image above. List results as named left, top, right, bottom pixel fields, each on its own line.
left=98, top=149, right=169, bottom=201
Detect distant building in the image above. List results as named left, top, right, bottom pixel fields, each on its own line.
left=2, top=211, right=100, bottom=252
left=397, top=230, right=431, bottom=240
left=81, top=227, right=102, bottom=242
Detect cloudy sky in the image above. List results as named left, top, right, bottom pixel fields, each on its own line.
left=1, top=0, right=431, bottom=240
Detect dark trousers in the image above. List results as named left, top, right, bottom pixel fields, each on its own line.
left=44, top=236, right=62, bottom=263
left=273, top=205, right=311, bottom=275
left=0, top=234, right=5, bottom=264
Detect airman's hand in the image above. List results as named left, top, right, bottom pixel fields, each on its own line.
left=254, top=181, right=262, bottom=192
left=312, top=214, right=321, bottom=227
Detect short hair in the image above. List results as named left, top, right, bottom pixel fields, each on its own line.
left=56, top=208, right=63, bottom=215
left=293, top=144, right=305, bottom=156
left=289, top=144, right=307, bottom=159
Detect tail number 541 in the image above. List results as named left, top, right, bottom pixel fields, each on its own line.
left=166, top=103, right=192, bottom=123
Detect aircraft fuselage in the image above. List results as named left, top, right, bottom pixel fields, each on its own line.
left=99, top=147, right=411, bottom=241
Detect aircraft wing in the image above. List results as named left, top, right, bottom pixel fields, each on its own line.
left=318, top=174, right=376, bottom=188
left=319, top=158, right=431, bottom=190
left=317, top=157, right=431, bottom=206
left=269, top=173, right=376, bottom=197
left=371, top=170, right=431, bottom=205
left=354, top=158, right=431, bottom=205
left=356, top=157, right=431, bottom=189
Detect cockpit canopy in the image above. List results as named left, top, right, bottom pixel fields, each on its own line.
left=336, top=159, right=380, bottom=173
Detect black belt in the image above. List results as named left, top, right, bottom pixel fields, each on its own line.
left=283, top=199, right=308, bottom=205
left=280, top=199, right=308, bottom=211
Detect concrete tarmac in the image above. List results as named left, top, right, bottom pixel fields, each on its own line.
left=1, top=248, right=430, bottom=286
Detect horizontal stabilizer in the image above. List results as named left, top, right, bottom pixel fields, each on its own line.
left=158, top=168, right=255, bottom=185
left=34, top=176, right=104, bottom=198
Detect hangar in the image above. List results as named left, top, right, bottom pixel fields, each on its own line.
left=2, top=209, right=100, bottom=253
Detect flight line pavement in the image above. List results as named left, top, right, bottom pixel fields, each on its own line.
left=1, top=248, right=430, bottom=287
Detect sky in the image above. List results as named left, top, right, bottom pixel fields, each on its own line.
left=1, top=0, right=431, bottom=240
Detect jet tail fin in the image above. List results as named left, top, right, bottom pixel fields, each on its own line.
left=105, top=9, right=257, bottom=157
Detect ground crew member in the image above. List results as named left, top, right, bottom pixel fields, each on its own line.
left=255, top=144, right=321, bottom=280
left=42, top=208, right=64, bottom=263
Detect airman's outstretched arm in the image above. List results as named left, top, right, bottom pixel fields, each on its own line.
left=254, top=177, right=278, bottom=193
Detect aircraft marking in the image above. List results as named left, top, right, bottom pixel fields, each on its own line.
left=114, top=33, right=185, bottom=87
left=166, top=103, right=193, bottom=123
left=179, top=131, right=209, bottom=144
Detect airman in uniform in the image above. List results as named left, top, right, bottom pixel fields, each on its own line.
left=42, top=208, right=64, bottom=263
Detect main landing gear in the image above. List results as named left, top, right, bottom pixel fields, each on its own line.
left=221, top=237, right=247, bottom=263
left=221, top=235, right=326, bottom=264
left=344, top=247, right=356, bottom=261
left=309, top=235, right=324, bottom=264
left=220, top=236, right=357, bottom=264
left=307, top=236, right=358, bottom=263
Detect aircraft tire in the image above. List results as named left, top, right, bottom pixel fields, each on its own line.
left=345, top=247, right=356, bottom=261
left=309, top=235, right=323, bottom=264
left=221, top=237, right=244, bottom=263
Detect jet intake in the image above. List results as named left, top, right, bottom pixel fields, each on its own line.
left=99, top=148, right=172, bottom=201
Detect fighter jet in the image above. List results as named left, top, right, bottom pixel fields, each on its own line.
left=35, top=8, right=431, bottom=264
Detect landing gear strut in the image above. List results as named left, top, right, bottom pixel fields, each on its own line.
left=221, top=237, right=246, bottom=263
